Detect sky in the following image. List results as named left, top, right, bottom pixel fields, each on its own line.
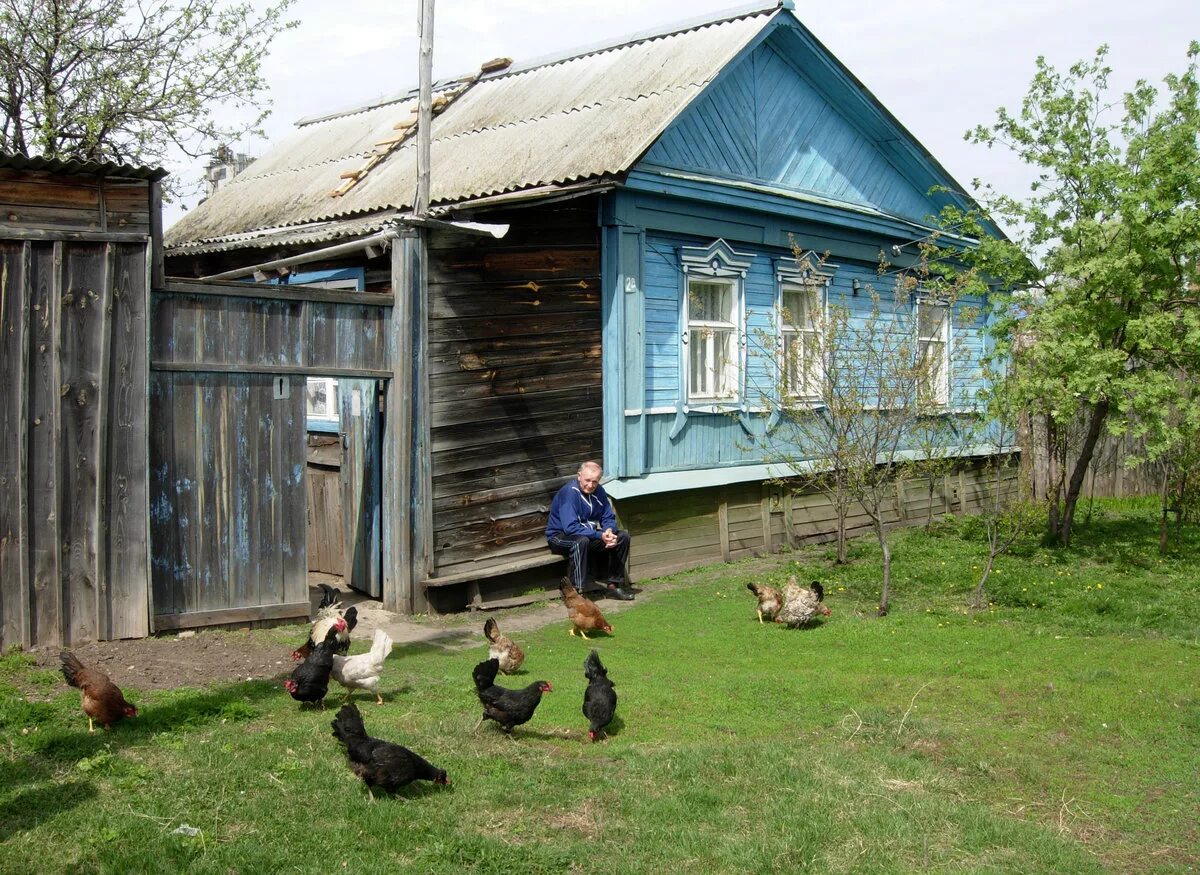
left=163, top=0, right=1200, bottom=230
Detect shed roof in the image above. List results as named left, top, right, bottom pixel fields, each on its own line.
left=0, top=151, right=168, bottom=181
left=165, top=1, right=786, bottom=251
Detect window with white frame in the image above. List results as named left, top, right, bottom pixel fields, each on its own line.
left=781, top=280, right=823, bottom=399
left=679, top=240, right=754, bottom=406
left=686, top=276, right=738, bottom=400
left=305, top=377, right=340, bottom=424
left=917, top=300, right=950, bottom=406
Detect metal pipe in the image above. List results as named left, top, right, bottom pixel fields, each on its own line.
left=197, top=227, right=401, bottom=282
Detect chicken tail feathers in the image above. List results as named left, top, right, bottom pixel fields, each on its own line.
left=746, top=582, right=760, bottom=596
left=584, top=649, right=607, bottom=680
left=483, top=617, right=499, bottom=643
left=472, top=658, right=500, bottom=694
left=810, top=581, right=825, bottom=602
left=369, top=628, right=393, bottom=660
left=317, top=583, right=339, bottom=611
left=342, top=605, right=359, bottom=633
left=59, top=651, right=85, bottom=688
left=331, top=703, right=368, bottom=745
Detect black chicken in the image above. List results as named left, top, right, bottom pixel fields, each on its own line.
left=331, top=703, right=449, bottom=801
left=582, top=650, right=617, bottom=742
left=472, top=657, right=552, bottom=734
left=284, top=623, right=344, bottom=707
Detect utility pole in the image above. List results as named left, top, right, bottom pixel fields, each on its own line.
left=415, top=0, right=434, bottom=217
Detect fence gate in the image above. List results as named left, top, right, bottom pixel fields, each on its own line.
left=148, top=279, right=391, bottom=630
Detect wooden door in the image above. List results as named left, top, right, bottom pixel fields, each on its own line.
left=340, top=379, right=382, bottom=597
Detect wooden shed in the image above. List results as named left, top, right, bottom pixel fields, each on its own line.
left=156, top=0, right=1013, bottom=616
left=0, top=153, right=165, bottom=648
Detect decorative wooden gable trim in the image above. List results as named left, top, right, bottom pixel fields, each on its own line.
left=680, top=238, right=755, bottom=278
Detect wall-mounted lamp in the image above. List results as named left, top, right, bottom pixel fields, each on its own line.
left=851, top=279, right=861, bottom=295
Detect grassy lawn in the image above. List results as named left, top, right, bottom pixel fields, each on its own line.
left=2, top=498, right=1197, bottom=873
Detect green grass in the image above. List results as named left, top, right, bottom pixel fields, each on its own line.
left=2, top=498, right=1197, bottom=873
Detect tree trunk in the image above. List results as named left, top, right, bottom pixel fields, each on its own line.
left=972, top=552, right=995, bottom=610
left=835, top=478, right=848, bottom=564
left=1045, top=416, right=1061, bottom=537
left=1159, top=464, right=1171, bottom=555
left=877, top=523, right=891, bottom=616
left=1057, top=399, right=1111, bottom=546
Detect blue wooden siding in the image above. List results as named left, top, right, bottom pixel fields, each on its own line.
left=643, top=37, right=937, bottom=226
left=627, top=225, right=988, bottom=474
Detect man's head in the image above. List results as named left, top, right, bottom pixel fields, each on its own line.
left=577, top=461, right=603, bottom=494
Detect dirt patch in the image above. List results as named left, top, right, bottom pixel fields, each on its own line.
left=23, top=554, right=787, bottom=694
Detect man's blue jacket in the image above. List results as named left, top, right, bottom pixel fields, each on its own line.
left=546, top=480, right=617, bottom=541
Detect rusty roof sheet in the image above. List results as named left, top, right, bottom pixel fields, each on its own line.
left=165, top=2, right=781, bottom=250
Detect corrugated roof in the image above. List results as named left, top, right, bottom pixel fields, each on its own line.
left=165, top=2, right=783, bottom=250
left=165, top=212, right=400, bottom=256
left=0, top=151, right=169, bottom=180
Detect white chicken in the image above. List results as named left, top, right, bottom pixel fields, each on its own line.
left=777, top=576, right=831, bottom=628
left=332, top=628, right=393, bottom=704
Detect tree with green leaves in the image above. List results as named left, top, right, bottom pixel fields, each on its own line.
left=0, top=0, right=295, bottom=186
left=971, top=42, right=1200, bottom=546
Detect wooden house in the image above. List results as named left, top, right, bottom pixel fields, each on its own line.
left=162, top=0, right=1011, bottom=618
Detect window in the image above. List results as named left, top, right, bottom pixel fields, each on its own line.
left=306, top=378, right=340, bottom=425
left=781, top=281, right=822, bottom=398
left=686, top=277, right=738, bottom=400
left=679, top=240, right=754, bottom=408
left=917, top=301, right=949, bottom=406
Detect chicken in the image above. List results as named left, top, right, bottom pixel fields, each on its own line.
left=746, top=581, right=784, bottom=624
left=472, top=657, right=552, bottom=735
left=559, top=579, right=613, bottom=639
left=483, top=617, right=525, bottom=674
left=331, top=703, right=449, bottom=801
left=59, top=651, right=137, bottom=733
left=777, top=577, right=831, bottom=628
left=293, top=594, right=357, bottom=661
left=284, top=622, right=345, bottom=707
left=582, top=650, right=617, bottom=742
left=332, top=628, right=393, bottom=705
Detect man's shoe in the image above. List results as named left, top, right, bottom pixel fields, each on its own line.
left=606, top=585, right=634, bottom=601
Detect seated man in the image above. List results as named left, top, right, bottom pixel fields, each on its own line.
left=546, top=461, right=634, bottom=601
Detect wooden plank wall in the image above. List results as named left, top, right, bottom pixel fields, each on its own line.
left=0, top=170, right=151, bottom=234
left=148, top=373, right=307, bottom=630
left=0, top=237, right=150, bottom=649
left=305, top=436, right=345, bottom=575
left=425, top=198, right=604, bottom=579
left=147, top=279, right=392, bottom=630
left=619, top=459, right=1019, bottom=583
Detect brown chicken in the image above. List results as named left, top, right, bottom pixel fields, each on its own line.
left=60, top=651, right=138, bottom=733
left=560, top=579, right=613, bottom=639
left=483, top=617, right=525, bottom=674
left=746, top=581, right=784, bottom=624
left=777, top=577, right=831, bottom=628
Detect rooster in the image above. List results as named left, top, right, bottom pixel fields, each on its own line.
left=332, top=628, right=393, bottom=704
left=472, top=657, right=552, bottom=735
left=331, top=703, right=449, bottom=801
left=292, top=585, right=356, bottom=661
left=746, top=581, right=784, bottom=624
left=285, top=622, right=345, bottom=707
left=60, top=652, right=137, bottom=733
left=777, top=577, right=831, bottom=628
left=483, top=617, right=525, bottom=674
left=559, top=579, right=613, bottom=639
left=582, top=650, right=617, bottom=742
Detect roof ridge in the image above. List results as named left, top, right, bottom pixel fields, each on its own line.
left=294, top=1, right=786, bottom=128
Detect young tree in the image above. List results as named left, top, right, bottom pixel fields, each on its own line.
left=972, top=43, right=1200, bottom=546
left=0, top=0, right=295, bottom=185
left=748, top=242, right=985, bottom=615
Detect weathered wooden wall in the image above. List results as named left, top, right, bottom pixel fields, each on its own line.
left=148, top=279, right=392, bottom=630
left=306, top=435, right=345, bottom=575
left=0, top=169, right=152, bottom=235
left=424, top=198, right=604, bottom=589
left=0, top=237, right=151, bottom=648
left=1021, top=415, right=1158, bottom=502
